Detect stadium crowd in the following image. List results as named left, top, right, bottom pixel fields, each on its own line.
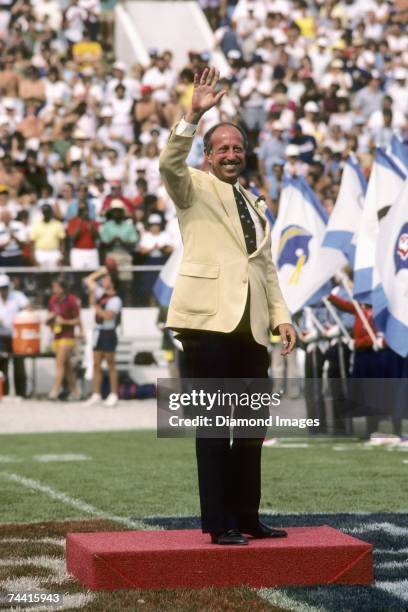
left=0, top=0, right=406, bottom=423
left=0, top=0, right=406, bottom=304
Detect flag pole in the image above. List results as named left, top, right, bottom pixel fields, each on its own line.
left=322, top=296, right=353, bottom=344
left=338, top=273, right=379, bottom=348
left=307, top=309, right=326, bottom=335
left=322, top=297, right=353, bottom=434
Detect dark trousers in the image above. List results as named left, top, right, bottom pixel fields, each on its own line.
left=326, top=344, right=352, bottom=434
left=179, top=301, right=270, bottom=533
left=304, top=346, right=327, bottom=433
left=0, top=336, right=26, bottom=397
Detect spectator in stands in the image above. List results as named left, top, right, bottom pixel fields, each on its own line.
left=239, top=59, right=270, bottom=140
left=88, top=172, right=108, bottom=217
left=142, top=53, right=177, bottom=104
left=0, top=184, right=14, bottom=217
left=0, top=156, right=24, bottom=197
left=289, top=122, right=317, bottom=165
left=64, top=0, right=87, bottom=46
left=0, top=208, right=28, bottom=267
left=138, top=212, right=173, bottom=305
left=55, top=183, right=76, bottom=221
left=99, top=199, right=138, bottom=279
left=30, top=204, right=65, bottom=268
left=46, top=276, right=81, bottom=401
left=21, top=150, right=48, bottom=196
left=257, top=120, right=286, bottom=180
left=0, top=57, right=20, bottom=97
left=84, top=265, right=123, bottom=407
left=66, top=182, right=97, bottom=220
left=18, top=65, right=45, bottom=103
left=16, top=101, right=45, bottom=141
left=353, top=73, right=385, bottom=119
left=101, top=181, right=133, bottom=217
left=67, top=201, right=99, bottom=270
left=0, top=273, right=29, bottom=397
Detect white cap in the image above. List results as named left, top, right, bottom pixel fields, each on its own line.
left=110, top=199, right=125, bottom=210
left=148, top=213, right=162, bottom=225
left=394, top=67, right=406, bottom=80
left=304, top=101, right=319, bottom=113
left=227, top=49, right=242, bottom=59
left=73, top=128, right=88, bottom=139
left=26, top=137, right=40, bottom=151
left=2, top=98, right=16, bottom=110
left=274, top=31, right=288, bottom=45
left=317, top=37, right=328, bottom=47
left=285, top=144, right=299, bottom=157
left=113, top=61, right=127, bottom=72
left=0, top=274, right=10, bottom=288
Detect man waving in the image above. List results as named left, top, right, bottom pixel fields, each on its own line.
left=159, top=67, right=296, bottom=545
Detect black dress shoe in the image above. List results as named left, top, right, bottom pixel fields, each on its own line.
left=210, top=529, right=249, bottom=545
left=243, top=521, right=288, bottom=539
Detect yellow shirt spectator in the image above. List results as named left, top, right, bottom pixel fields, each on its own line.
left=30, top=219, right=65, bottom=250
left=295, top=15, right=316, bottom=39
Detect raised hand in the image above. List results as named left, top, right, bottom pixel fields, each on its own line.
left=185, top=67, right=225, bottom=124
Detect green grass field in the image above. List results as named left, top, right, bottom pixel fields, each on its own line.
left=1, top=431, right=407, bottom=524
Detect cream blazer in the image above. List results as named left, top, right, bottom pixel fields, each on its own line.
left=159, top=127, right=291, bottom=347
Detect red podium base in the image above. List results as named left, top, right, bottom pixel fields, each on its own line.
left=66, top=526, right=373, bottom=591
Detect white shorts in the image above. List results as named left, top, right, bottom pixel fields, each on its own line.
left=35, top=250, right=61, bottom=268
left=70, top=248, right=99, bottom=270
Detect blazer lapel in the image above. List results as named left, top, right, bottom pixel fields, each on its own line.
left=211, top=176, right=247, bottom=252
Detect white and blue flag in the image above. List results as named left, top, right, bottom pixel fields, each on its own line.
left=372, top=178, right=408, bottom=357
left=353, top=148, right=406, bottom=303
left=390, top=134, right=408, bottom=172
left=322, top=154, right=367, bottom=264
left=271, top=176, right=345, bottom=314
left=153, top=243, right=183, bottom=307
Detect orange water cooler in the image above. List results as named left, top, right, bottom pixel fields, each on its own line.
left=12, top=311, right=41, bottom=354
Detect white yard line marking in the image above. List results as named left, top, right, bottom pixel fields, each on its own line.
left=263, top=441, right=310, bottom=448
left=0, top=471, right=149, bottom=531
left=376, top=548, right=408, bottom=554
left=1, top=537, right=65, bottom=546
left=0, top=455, right=22, bottom=463
left=376, top=579, right=408, bottom=603
left=258, top=588, right=327, bottom=612
left=32, top=454, right=90, bottom=463
left=377, top=560, right=408, bottom=569
left=0, top=556, right=72, bottom=586
left=348, top=522, right=408, bottom=537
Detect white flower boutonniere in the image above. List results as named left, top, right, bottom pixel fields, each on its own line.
left=254, top=196, right=267, bottom=214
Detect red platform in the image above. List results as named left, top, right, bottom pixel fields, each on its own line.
left=66, top=526, right=373, bottom=591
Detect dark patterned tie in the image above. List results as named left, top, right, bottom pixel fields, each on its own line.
left=233, top=186, right=257, bottom=254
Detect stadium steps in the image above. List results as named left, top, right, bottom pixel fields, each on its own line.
left=114, top=1, right=229, bottom=70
